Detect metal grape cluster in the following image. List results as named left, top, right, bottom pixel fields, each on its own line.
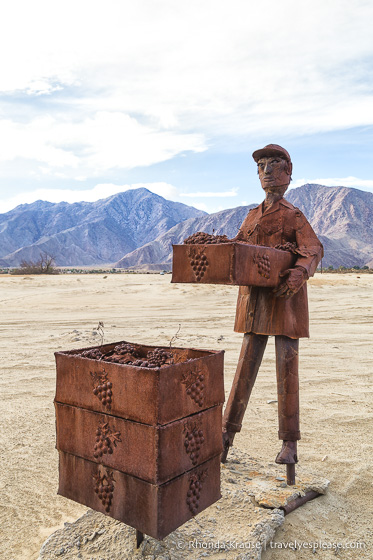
left=81, top=348, right=103, bottom=360
left=255, top=253, right=271, bottom=279
left=186, top=469, right=208, bottom=515
left=93, top=469, right=115, bottom=513
left=275, top=241, right=298, bottom=254
left=93, top=421, right=121, bottom=460
left=82, top=342, right=173, bottom=369
left=91, top=371, right=113, bottom=410
left=184, top=421, right=205, bottom=465
left=182, top=370, right=205, bottom=407
left=183, top=231, right=230, bottom=244
left=189, top=251, right=209, bottom=282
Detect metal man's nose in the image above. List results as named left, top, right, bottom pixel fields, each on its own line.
left=264, top=162, right=272, bottom=173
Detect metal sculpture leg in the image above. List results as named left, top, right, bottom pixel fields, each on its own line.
left=275, top=336, right=300, bottom=474
left=222, top=333, right=268, bottom=462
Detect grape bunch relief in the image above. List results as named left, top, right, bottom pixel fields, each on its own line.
left=182, top=370, right=205, bottom=407
left=187, top=247, right=209, bottom=282
left=90, top=370, right=113, bottom=410
left=254, top=253, right=271, bottom=279
left=93, top=422, right=121, bottom=460
left=186, top=469, right=208, bottom=516
left=93, top=469, right=115, bottom=513
left=184, top=420, right=205, bottom=465
left=183, top=231, right=230, bottom=244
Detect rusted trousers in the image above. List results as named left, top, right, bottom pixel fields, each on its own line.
left=223, top=333, right=300, bottom=441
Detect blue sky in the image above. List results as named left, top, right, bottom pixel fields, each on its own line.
left=0, top=0, right=373, bottom=214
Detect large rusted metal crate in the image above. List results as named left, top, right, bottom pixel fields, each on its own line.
left=58, top=452, right=221, bottom=540
left=55, top=341, right=224, bottom=540
left=55, top=402, right=222, bottom=484
left=55, top=342, right=224, bottom=424
left=172, top=242, right=295, bottom=287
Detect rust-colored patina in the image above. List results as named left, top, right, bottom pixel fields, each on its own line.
left=58, top=452, right=221, bottom=540
left=172, top=243, right=295, bottom=287
left=55, top=342, right=224, bottom=425
left=55, top=341, right=224, bottom=540
left=222, top=145, right=324, bottom=476
left=55, top=402, right=222, bottom=485
left=171, top=144, right=323, bottom=484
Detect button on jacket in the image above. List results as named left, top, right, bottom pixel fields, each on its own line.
left=234, top=198, right=323, bottom=338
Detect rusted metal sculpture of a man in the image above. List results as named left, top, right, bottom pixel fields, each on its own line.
left=222, top=144, right=323, bottom=467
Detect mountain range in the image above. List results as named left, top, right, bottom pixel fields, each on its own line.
left=0, top=189, right=205, bottom=267
left=115, top=184, right=373, bottom=270
left=1, top=184, right=372, bottom=269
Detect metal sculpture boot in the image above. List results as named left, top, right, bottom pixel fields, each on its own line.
left=275, top=440, right=298, bottom=464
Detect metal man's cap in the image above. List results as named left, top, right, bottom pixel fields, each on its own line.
left=252, top=144, right=291, bottom=163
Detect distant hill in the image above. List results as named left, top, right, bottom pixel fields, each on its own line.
left=1, top=184, right=372, bottom=269
left=115, top=185, right=373, bottom=270
left=0, top=189, right=206, bottom=266
left=287, top=184, right=373, bottom=268
left=114, top=205, right=256, bottom=270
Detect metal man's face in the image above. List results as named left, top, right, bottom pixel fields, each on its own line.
left=257, top=157, right=290, bottom=192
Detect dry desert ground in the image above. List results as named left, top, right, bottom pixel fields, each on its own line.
left=1, top=272, right=372, bottom=559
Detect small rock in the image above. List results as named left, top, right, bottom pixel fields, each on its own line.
left=280, top=482, right=287, bottom=488
left=227, top=478, right=238, bottom=484
left=276, top=477, right=285, bottom=482
left=267, top=399, right=277, bottom=404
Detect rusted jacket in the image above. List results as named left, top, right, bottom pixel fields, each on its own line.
left=234, top=198, right=323, bottom=338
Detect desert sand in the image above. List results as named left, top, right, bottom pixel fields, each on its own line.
left=1, top=272, right=372, bottom=560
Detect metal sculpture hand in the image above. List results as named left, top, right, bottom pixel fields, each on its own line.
left=273, top=267, right=308, bottom=299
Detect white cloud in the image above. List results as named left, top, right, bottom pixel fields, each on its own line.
left=0, top=0, right=372, bottom=215
left=0, top=0, right=372, bottom=178
left=291, top=176, right=373, bottom=190
left=0, top=113, right=206, bottom=174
